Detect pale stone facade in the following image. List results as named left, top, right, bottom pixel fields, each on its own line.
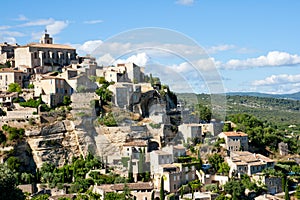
left=226, top=151, right=274, bottom=177
left=34, top=76, right=72, bottom=107
left=14, top=33, right=76, bottom=71
left=252, top=173, right=283, bottom=194
left=150, top=150, right=173, bottom=174
left=178, top=123, right=202, bottom=144
left=108, top=82, right=141, bottom=109
left=0, top=68, right=27, bottom=90
left=218, top=131, right=249, bottom=152
left=0, top=43, right=18, bottom=66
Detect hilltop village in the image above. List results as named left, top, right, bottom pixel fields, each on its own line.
left=0, top=33, right=299, bottom=200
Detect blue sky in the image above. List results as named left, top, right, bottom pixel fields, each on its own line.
left=1, top=0, right=300, bottom=94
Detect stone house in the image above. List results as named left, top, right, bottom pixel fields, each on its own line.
left=34, top=75, right=72, bottom=107
left=122, top=140, right=148, bottom=159
left=201, top=120, right=224, bottom=137
left=0, top=68, right=27, bottom=90
left=252, top=173, right=283, bottom=194
left=218, top=131, right=248, bottom=152
left=93, top=182, right=153, bottom=200
left=178, top=123, right=202, bottom=144
left=162, top=145, right=186, bottom=162
left=150, top=150, right=173, bottom=174
left=108, top=82, right=141, bottom=109
left=14, top=33, right=76, bottom=72
left=278, top=142, right=288, bottom=156
left=153, top=164, right=182, bottom=193
left=226, top=151, right=274, bottom=177
left=58, top=68, right=98, bottom=92
left=0, top=42, right=18, bottom=66
left=121, top=63, right=145, bottom=83
left=152, top=162, right=198, bottom=194
left=0, top=91, right=18, bottom=106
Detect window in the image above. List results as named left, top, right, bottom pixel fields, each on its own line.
left=174, top=184, right=177, bottom=190
left=0, top=75, right=2, bottom=80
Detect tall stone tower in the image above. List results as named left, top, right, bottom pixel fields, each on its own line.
left=40, top=30, right=53, bottom=44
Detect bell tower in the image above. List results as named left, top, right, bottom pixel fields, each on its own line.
left=40, top=29, right=53, bottom=44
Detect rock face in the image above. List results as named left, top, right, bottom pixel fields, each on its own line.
left=40, top=121, right=66, bottom=136
left=26, top=120, right=81, bottom=168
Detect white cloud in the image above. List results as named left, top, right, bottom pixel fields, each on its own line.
left=0, top=36, right=17, bottom=44
left=0, top=26, right=11, bottom=30
left=84, top=20, right=103, bottom=24
left=176, top=0, right=194, bottom=5
left=0, top=31, right=25, bottom=37
left=75, top=40, right=103, bottom=55
left=46, top=20, right=69, bottom=35
left=97, top=53, right=115, bottom=66
left=252, top=74, right=300, bottom=86
left=15, top=14, right=28, bottom=21
left=206, top=44, right=236, bottom=54
left=20, top=18, right=55, bottom=27
left=115, top=52, right=149, bottom=66
left=221, top=51, right=300, bottom=70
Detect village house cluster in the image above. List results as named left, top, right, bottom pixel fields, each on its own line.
left=0, top=34, right=289, bottom=200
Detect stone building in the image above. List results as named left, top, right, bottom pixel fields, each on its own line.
left=252, top=173, right=283, bottom=194
left=278, top=142, right=288, bottom=156
left=218, top=131, right=248, bottom=152
left=108, top=82, right=141, bottom=109
left=34, top=75, right=72, bottom=107
left=226, top=151, right=274, bottom=177
left=178, top=123, right=202, bottom=144
left=14, top=33, right=76, bottom=72
left=0, top=68, right=27, bottom=90
left=0, top=42, right=18, bottom=66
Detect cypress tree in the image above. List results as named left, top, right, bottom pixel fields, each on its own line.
left=128, top=158, right=134, bottom=183
left=160, top=176, right=165, bottom=200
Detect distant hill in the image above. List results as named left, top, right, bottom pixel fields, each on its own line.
left=226, top=91, right=300, bottom=101
left=176, top=92, right=300, bottom=125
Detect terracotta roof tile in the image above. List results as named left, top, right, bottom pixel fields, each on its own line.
left=222, top=131, right=248, bottom=137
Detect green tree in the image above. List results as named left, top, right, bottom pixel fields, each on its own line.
left=0, top=164, right=25, bottom=200
left=160, top=176, right=165, bottom=200
left=295, top=185, right=300, bottom=199
left=63, top=96, right=72, bottom=106
left=224, top=180, right=245, bottom=200
left=6, top=156, right=21, bottom=171
left=31, top=194, right=50, bottom=200
left=21, top=172, right=34, bottom=184
left=128, top=158, right=134, bottom=183
left=208, top=153, right=224, bottom=172
left=104, top=192, right=125, bottom=200
left=218, top=162, right=230, bottom=175
left=8, top=83, right=22, bottom=93
left=195, top=104, right=212, bottom=122
left=28, top=84, right=34, bottom=89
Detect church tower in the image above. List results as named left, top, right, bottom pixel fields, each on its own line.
left=40, top=30, right=53, bottom=44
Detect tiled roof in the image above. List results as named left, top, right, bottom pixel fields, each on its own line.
left=21, top=42, right=75, bottom=50
left=0, top=92, right=18, bottom=98
left=123, top=140, right=148, bottom=147
left=95, top=182, right=153, bottom=192
left=112, top=182, right=153, bottom=191
left=0, top=68, right=24, bottom=73
left=222, top=131, right=248, bottom=137
left=231, top=151, right=274, bottom=164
